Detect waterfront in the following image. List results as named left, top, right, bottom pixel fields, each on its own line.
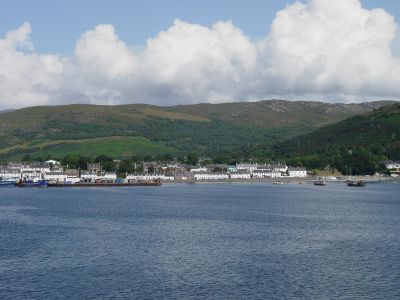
left=0, top=182, right=399, bottom=299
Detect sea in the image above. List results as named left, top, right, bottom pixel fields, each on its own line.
left=0, top=182, right=399, bottom=299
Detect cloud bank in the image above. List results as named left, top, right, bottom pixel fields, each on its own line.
left=1, top=0, right=400, bottom=109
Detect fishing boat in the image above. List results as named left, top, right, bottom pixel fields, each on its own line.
left=16, top=180, right=48, bottom=188
left=314, top=178, right=327, bottom=186
left=347, top=180, right=365, bottom=187
left=273, top=181, right=283, bottom=185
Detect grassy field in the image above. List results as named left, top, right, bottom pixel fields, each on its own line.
left=0, top=136, right=175, bottom=160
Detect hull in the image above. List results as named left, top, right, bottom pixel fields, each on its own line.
left=17, top=180, right=48, bottom=188
left=347, top=181, right=365, bottom=187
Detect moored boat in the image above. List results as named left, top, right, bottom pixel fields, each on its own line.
left=347, top=180, right=365, bottom=187
left=16, top=180, right=48, bottom=188
left=314, top=179, right=327, bottom=186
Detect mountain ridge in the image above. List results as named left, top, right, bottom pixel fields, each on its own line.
left=0, top=99, right=396, bottom=160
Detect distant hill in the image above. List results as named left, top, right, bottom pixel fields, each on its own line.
left=267, top=103, right=400, bottom=174
left=0, top=109, right=13, bottom=115
left=0, top=100, right=394, bottom=160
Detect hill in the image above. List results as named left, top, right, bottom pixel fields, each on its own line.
left=0, top=100, right=394, bottom=160
left=266, top=103, right=400, bottom=174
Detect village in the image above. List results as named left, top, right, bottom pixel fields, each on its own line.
left=0, top=160, right=312, bottom=184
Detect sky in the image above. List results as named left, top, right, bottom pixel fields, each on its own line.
left=1, top=0, right=400, bottom=108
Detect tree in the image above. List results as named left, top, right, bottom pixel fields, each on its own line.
left=95, top=155, right=116, bottom=171
left=22, top=154, right=32, bottom=162
left=186, top=153, right=198, bottom=166
left=118, top=158, right=135, bottom=177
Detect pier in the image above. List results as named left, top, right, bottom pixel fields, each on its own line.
left=48, top=182, right=161, bottom=188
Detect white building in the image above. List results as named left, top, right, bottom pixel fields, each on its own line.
left=65, top=175, right=81, bottom=184
left=236, top=163, right=261, bottom=172
left=23, top=163, right=51, bottom=173
left=127, top=174, right=174, bottom=181
left=252, top=170, right=272, bottom=179
left=193, top=173, right=229, bottom=180
left=44, top=172, right=68, bottom=182
left=271, top=164, right=288, bottom=173
left=288, top=167, right=307, bottom=177
left=190, top=166, right=208, bottom=173
left=0, top=168, right=20, bottom=181
left=21, top=171, right=43, bottom=182
left=252, top=169, right=282, bottom=178
left=384, top=161, right=400, bottom=170
left=45, top=160, right=61, bottom=165
left=98, top=172, right=117, bottom=181
left=229, top=172, right=251, bottom=179
left=80, top=171, right=98, bottom=182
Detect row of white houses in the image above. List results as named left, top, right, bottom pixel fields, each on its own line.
left=126, top=174, right=175, bottom=181
left=0, top=169, right=117, bottom=183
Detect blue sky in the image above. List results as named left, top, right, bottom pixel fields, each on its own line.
left=1, top=0, right=400, bottom=108
left=1, top=0, right=399, bottom=54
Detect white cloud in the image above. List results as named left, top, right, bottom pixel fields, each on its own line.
left=1, top=0, right=400, bottom=109
left=0, top=23, right=65, bottom=108
left=256, top=0, right=400, bottom=99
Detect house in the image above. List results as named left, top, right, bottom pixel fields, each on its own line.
left=80, top=171, right=98, bottom=182
left=44, top=172, right=68, bottom=183
left=174, top=172, right=193, bottom=181
left=21, top=162, right=51, bottom=173
left=126, top=173, right=173, bottom=182
left=383, top=160, right=400, bottom=170
left=0, top=168, right=20, bottom=181
left=193, top=172, right=229, bottom=180
left=190, top=166, right=208, bottom=173
left=65, top=175, right=81, bottom=184
left=21, top=170, right=43, bottom=182
left=287, top=167, right=307, bottom=177
left=270, top=164, right=288, bottom=173
left=98, top=172, right=117, bottom=182
left=45, top=160, right=60, bottom=165
left=252, top=170, right=272, bottom=179
left=87, top=163, right=101, bottom=174
left=252, top=169, right=282, bottom=178
left=227, top=165, right=237, bottom=172
left=143, top=162, right=158, bottom=173
left=229, top=172, right=251, bottom=179
left=236, top=163, right=260, bottom=172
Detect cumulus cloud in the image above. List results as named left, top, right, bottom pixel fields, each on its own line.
left=256, top=0, right=400, bottom=99
left=0, top=23, right=65, bottom=108
left=1, top=0, right=400, bottom=109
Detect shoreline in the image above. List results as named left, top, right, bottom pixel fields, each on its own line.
left=162, top=176, right=398, bottom=185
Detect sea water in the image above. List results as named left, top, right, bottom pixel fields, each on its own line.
left=0, top=182, right=399, bottom=299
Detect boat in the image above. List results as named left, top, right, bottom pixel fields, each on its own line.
left=314, top=178, right=327, bottom=186
left=0, top=180, right=16, bottom=187
left=16, top=180, right=48, bottom=188
left=347, top=180, right=365, bottom=187
left=273, top=181, right=283, bottom=185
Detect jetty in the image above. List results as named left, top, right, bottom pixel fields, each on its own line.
left=48, top=181, right=161, bottom=188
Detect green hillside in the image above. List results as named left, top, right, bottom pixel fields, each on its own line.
left=264, top=103, right=400, bottom=174
left=0, top=136, right=174, bottom=161
left=0, top=100, right=394, bottom=160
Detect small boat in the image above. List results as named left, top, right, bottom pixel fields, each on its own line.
left=0, top=180, right=16, bottom=187
left=314, top=179, right=327, bottom=186
left=16, top=180, right=48, bottom=188
left=347, top=180, right=365, bottom=187
left=273, top=181, right=283, bottom=185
